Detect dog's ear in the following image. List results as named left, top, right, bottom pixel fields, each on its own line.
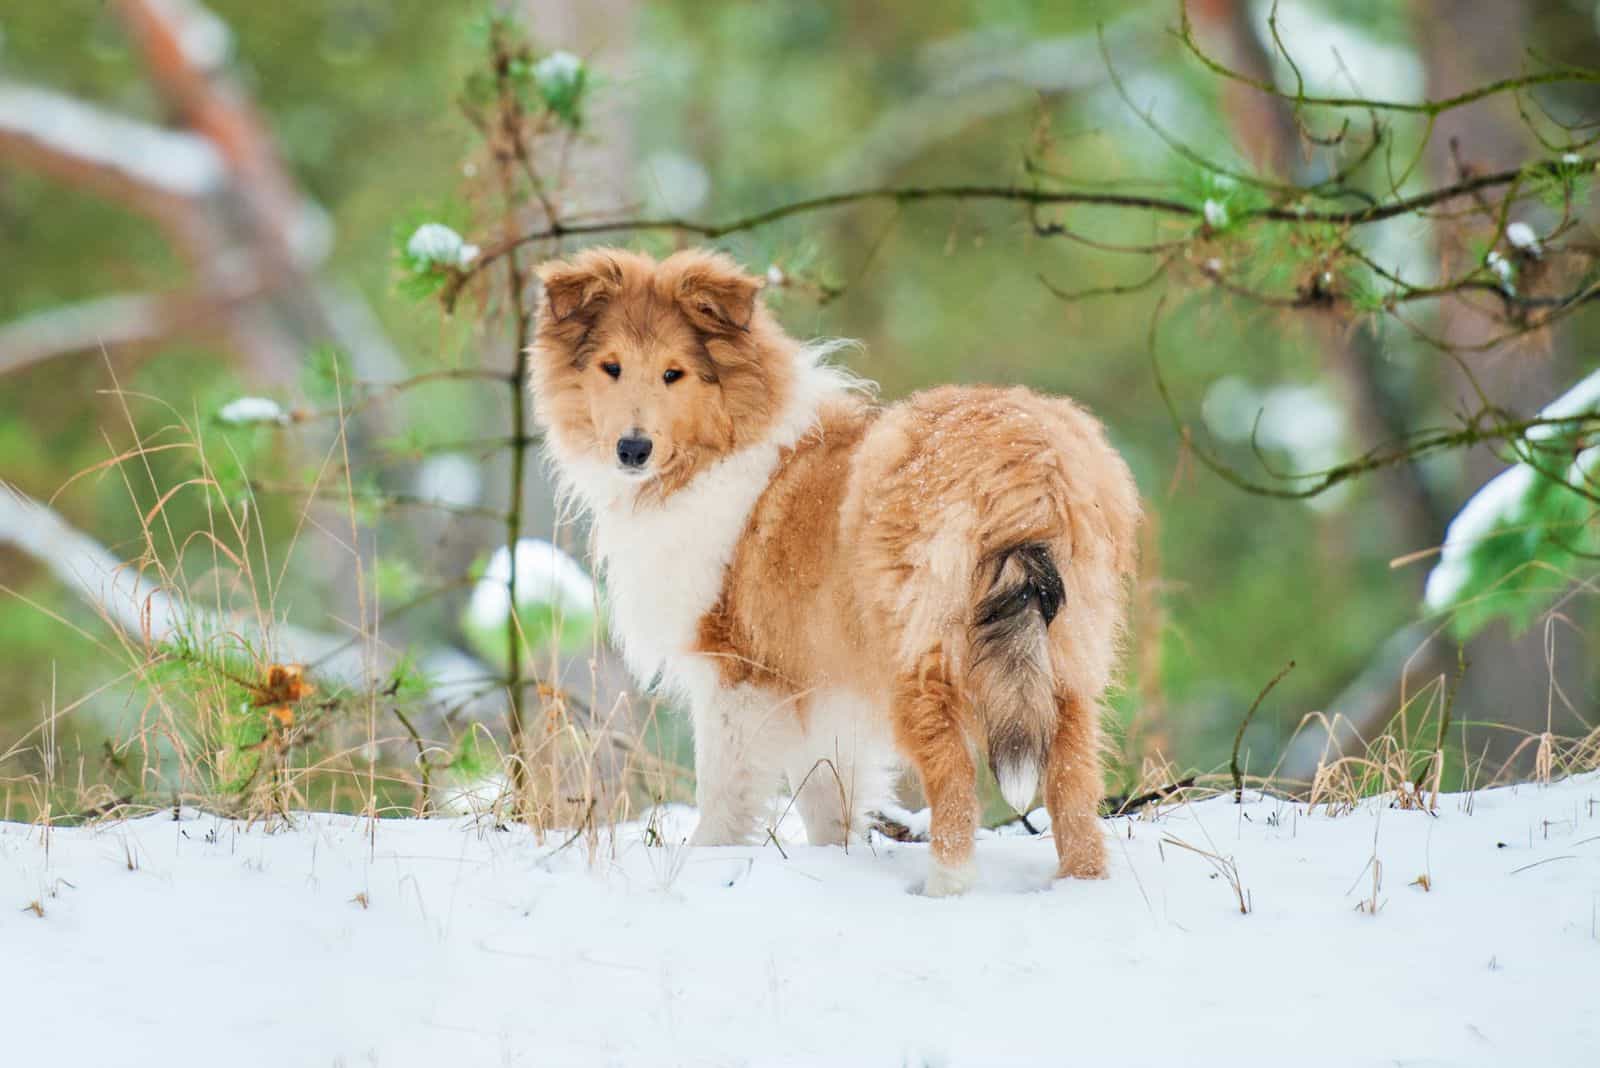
left=674, top=254, right=764, bottom=335
left=538, top=253, right=622, bottom=324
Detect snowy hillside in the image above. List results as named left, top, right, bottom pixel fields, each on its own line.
left=4, top=776, right=1597, bottom=1066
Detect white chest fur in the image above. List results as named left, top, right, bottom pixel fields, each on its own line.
left=591, top=438, right=787, bottom=695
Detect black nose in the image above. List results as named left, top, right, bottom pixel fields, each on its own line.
left=616, top=435, right=653, bottom=468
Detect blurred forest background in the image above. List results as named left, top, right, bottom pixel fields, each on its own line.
left=2, top=0, right=1597, bottom=822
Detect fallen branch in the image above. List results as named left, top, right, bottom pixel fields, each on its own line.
left=1103, top=776, right=1198, bottom=816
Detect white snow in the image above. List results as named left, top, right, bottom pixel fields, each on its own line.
left=151, top=0, right=234, bottom=71
left=405, top=223, right=479, bottom=269
left=216, top=395, right=287, bottom=425
left=5, top=775, right=1597, bottom=1065
left=1424, top=462, right=1535, bottom=611
left=1505, top=221, right=1541, bottom=256
left=1485, top=250, right=1515, bottom=294
left=467, top=537, right=596, bottom=630
left=534, top=50, right=584, bottom=94
left=1530, top=366, right=1600, bottom=443
left=413, top=452, right=483, bottom=510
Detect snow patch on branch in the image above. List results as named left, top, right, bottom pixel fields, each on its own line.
left=0, top=481, right=502, bottom=713
left=148, top=0, right=234, bottom=71
left=216, top=396, right=287, bottom=426
left=1422, top=463, right=1536, bottom=611
left=1505, top=221, right=1541, bottom=256
left=0, top=85, right=224, bottom=199
left=1425, top=368, right=1600, bottom=612
left=405, top=223, right=479, bottom=269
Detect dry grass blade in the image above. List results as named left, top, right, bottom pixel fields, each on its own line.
left=1161, top=832, right=1252, bottom=915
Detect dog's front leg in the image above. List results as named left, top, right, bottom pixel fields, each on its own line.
left=687, top=685, right=790, bottom=847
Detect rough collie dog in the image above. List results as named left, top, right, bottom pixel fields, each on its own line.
left=531, top=248, right=1139, bottom=895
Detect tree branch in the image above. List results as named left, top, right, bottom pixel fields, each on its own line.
left=0, top=277, right=271, bottom=377
left=453, top=157, right=1596, bottom=293
left=0, top=84, right=222, bottom=231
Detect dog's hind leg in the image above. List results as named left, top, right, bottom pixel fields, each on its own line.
left=785, top=752, right=852, bottom=846
left=785, top=692, right=895, bottom=846
left=892, top=648, right=979, bottom=896
left=1046, top=693, right=1107, bottom=879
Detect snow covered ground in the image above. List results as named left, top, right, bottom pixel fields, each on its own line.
left=4, top=776, right=1597, bottom=1067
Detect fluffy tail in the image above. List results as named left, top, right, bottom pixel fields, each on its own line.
left=968, top=543, right=1062, bottom=814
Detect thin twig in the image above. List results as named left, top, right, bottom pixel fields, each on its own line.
left=1232, top=661, right=1297, bottom=802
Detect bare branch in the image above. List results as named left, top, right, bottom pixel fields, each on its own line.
left=113, top=0, right=311, bottom=250
left=453, top=157, right=1596, bottom=293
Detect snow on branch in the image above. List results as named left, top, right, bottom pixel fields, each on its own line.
left=0, top=481, right=364, bottom=685
left=142, top=0, right=233, bottom=72
left=0, top=480, right=515, bottom=738
left=0, top=84, right=223, bottom=203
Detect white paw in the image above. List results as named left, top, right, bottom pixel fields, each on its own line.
left=922, top=858, right=979, bottom=897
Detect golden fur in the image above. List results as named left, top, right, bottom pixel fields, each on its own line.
left=532, top=247, right=1140, bottom=893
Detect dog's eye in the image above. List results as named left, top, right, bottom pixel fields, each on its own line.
left=662, top=368, right=684, bottom=385
left=600, top=362, right=621, bottom=380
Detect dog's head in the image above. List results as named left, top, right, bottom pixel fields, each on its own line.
left=531, top=248, right=792, bottom=502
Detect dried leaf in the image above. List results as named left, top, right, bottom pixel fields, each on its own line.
left=253, top=664, right=313, bottom=707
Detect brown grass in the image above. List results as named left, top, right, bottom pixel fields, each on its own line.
left=1, top=385, right=693, bottom=850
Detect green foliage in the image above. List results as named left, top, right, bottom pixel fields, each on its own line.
left=375, top=557, right=423, bottom=605
left=447, top=726, right=495, bottom=780
left=1344, top=268, right=1388, bottom=314
left=1532, top=154, right=1595, bottom=211
left=1180, top=168, right=1269, bottom=235
left=1426, top=370, right=1600, bottom=639
left=385, top=650, right=435, bottom=701
left=530, top=51, right=589, bottom=129
left=203, top=419, right=267, bottom=506
left=464, top=10, right=589, bottom=127
left=1429, top=454, right=1599, bottom=640
left=394, top=214, right=476, bottom=301
left=142, top=634, right=269, bottom=795
left=349, top=471, right=387, bottom=527
left=302, top=346, right=355, bottom=406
